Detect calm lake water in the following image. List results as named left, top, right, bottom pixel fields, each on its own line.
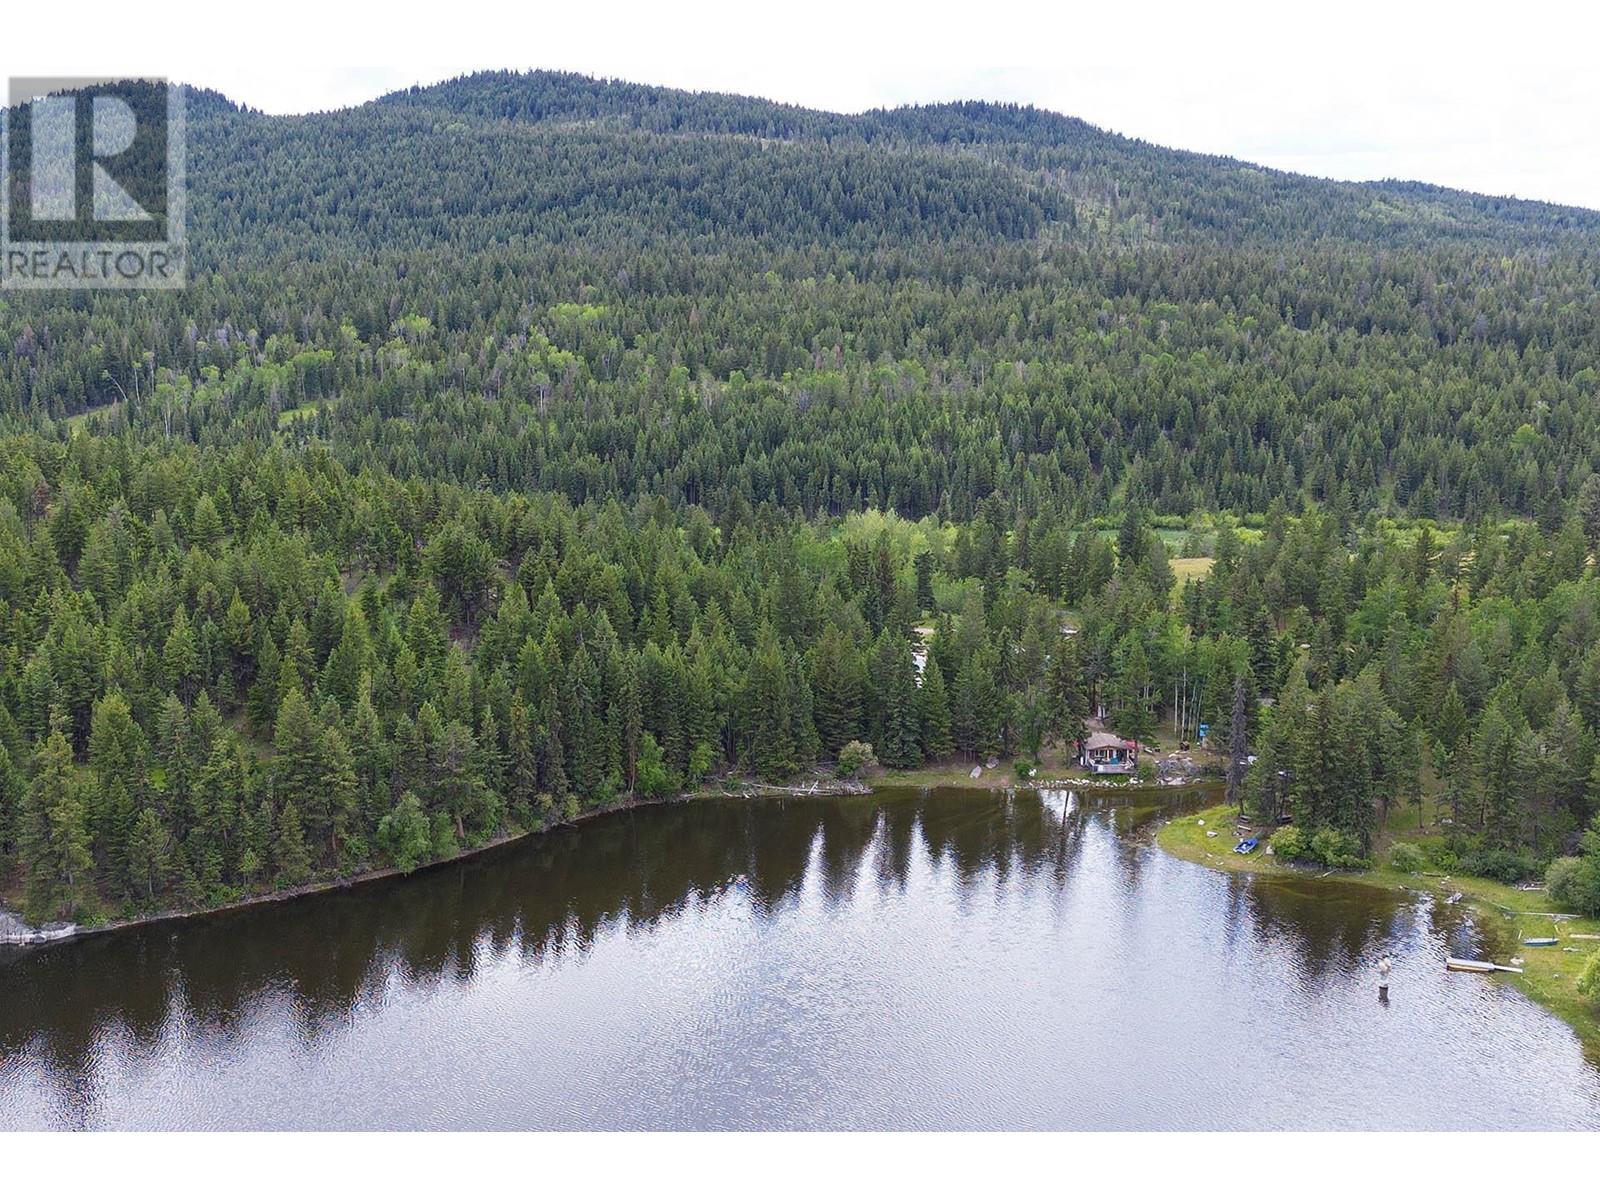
left=3, top=786, right=1599, bottom=1130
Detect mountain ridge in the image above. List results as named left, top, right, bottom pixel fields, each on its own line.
left=360, top=68, right=1597, bottom=224
left=17, top=72, right=1597, bottom=254
left=169, top=68, right=1598, bottom=253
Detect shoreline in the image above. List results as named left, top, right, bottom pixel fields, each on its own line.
left=1154, top=804, right=1600, bottom=1053
left=868, top=761, right=1217, bottom=793
left=1, top=767, right=1209, bottom=953
left=23, top=784, right=1593, bottom=1061
left=1, top=790, right=690, bottom=952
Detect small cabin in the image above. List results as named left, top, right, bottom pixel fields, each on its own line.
left=1079, top=730, right=1140, bottom=775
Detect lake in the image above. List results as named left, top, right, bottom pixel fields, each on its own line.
left=2, top=786, right=1598, bottom=1130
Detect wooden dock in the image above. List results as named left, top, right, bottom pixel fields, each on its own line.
left=1446, top=957, right=1523, bottom=974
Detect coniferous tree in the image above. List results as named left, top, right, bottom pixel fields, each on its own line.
left=1110, top=638, right=1155, bottom=745
left=272, top=689, right=323, bottom=835
left=1045, top=634, right=1088, bottom=752
left=790, top=657, right=821, bottom=770
left=21, top=729, right=93, bottom=923
left=879, top=638, right=923, bottom=769
left=274, top=800, right=313, bottom=887
left=163, top=607, right=200, bottom=702
left=1226, top=675, right=1250, bottom=813
left=87, top=691, right=146, bottom=893
left=155, top=694, right=194, bottom=834
left=1434, top=682, right=1469, bottom=768
left=956, top=646, right=1003, bottom=761
left=508, top=701, right=537, bottom=827
left=321, top=607, right=372, bottom=708
left=319, top=726, right=362, bottom=866
left=346, top=684, right=387, bottom=830
left=126, top=807, right=170, bottom=901
left=810, top=623, right=864, bottom=755
left=249, top=634, right=282, bottom=733
left=221, top=590, right=255, bottom=698
left=918, top=657, right=955, bottom=761
left=746, top=630, right=796, bottom=781
left=1477, top=696, right=1527, bottom=851
left=0, top=743, right=22, bottom=863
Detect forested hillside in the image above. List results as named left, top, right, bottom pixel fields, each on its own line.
left=5, top=72, right=1600, bottom=518
left=2, top=72, right=1600, bottom=926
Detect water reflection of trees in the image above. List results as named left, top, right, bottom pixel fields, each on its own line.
left=1233, top=875, right=1411, bottom=985
left=0, top=792, right=1088, bottom=1081
left=11, top=782, right=1460, bottom=1120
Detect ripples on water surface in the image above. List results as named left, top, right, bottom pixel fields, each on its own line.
left=2, top=786, right=1598, bottom=1130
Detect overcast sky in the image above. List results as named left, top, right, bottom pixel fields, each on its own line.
left=9, top=0, right=1600, bottom=209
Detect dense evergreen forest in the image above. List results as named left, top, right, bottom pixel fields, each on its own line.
left=2, top=72, right=1600, bottom=926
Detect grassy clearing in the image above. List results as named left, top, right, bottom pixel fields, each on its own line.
left=63, top=401, right=124, bottom=431
left=872, top=762, right=1021, bottom=790
left=1158, top=805, right=1600, bottom=1051
left=1157, top=804, right=1294, bottom=877
left=1169, top=557, right=1214, bottom=598
left=276, top=402, right=323, bottom=428
left=873, top=746, right=1080, bottom=791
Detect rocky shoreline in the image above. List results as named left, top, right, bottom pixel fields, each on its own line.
left=0, top=910, right=79, bottom=946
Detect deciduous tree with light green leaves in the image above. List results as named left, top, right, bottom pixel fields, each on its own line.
left=378, top=792, right=432, bottom=873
